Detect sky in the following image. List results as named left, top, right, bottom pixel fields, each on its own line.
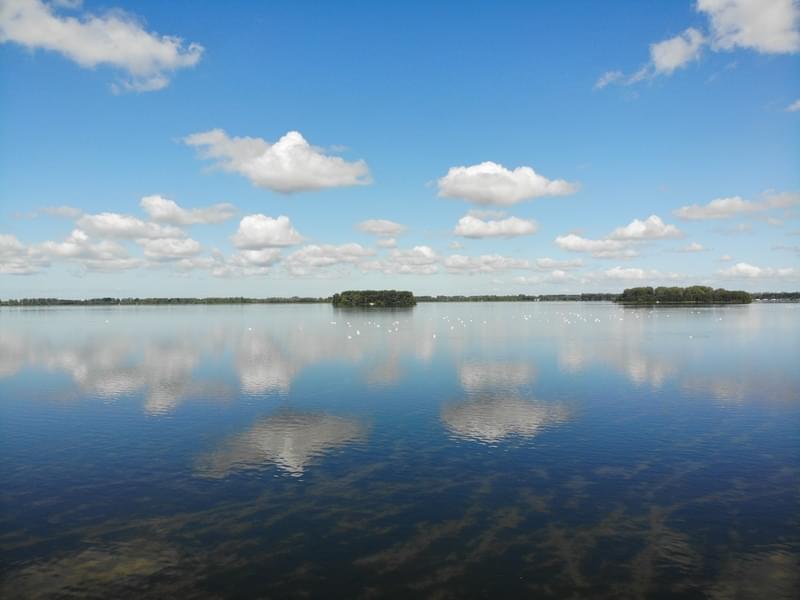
left=0, top=0, right=799, bottom=298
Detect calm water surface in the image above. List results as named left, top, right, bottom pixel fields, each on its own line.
left=1, top=302, right=798, bottom=598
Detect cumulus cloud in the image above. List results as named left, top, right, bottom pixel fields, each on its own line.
left=138, top=237, right=201, bottom=261
left=0, top=233, right=47, bottom=274
left=38, top=229, right=140, bottom=271
left=788, top=98, right=800, bottom=112
left=285, top=243, right=373, bottom=276
left=0, top=0, right=203, bottom=92
left=609, top=215, right=683, bottom=240
left=183, top=129, right=370, bottom=193
left=140, top=195, right=236, bottom=225
left=362, top=245, right=439, bottom=275
left=176, top=248, right=283, bottom=279
left=444, top=254, right=531, bottom=274
left=698, top=0, right=800, bottom=54
left=555, top=233, right=637, bottom=259
left=78, top=212, right=185, bottom=239
left=231, top=214, right=303, bottom=249
left=356, top=219, right=406, bottom=237
left=437, top=161, right=578, bottom=205
left=233, top=249, right=282, bottom=267
left=718, top=261, right=799, bottom=278
left=454, top=214, right=538, bottom=238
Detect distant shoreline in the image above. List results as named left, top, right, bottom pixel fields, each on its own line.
left=1, top=293, right=798, bottom=307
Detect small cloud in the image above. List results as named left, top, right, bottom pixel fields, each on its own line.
left=140, top=195, right=236, bottom=225
left=609, top=215, right=683, bottom=240
left=438, top=161, right=578, bottom=205
left=454, top=214, right=538, bottom=239
left=787, top=99, right=800, bottom=112
left=356, top=219, right=407, bottom=237
left=231, top=214, right=303, bottom=249
left=554, top=233, right=637, bottom=259
left=677, top=242, right=707, bottom=253
left=594, top=70, right=624, bottom=90
left=184, top=129, right=370, bottom=193
left=39, top=205, right=83, bottom=219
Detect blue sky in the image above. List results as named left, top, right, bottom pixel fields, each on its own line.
left=1, top=0, right=798, bottom=297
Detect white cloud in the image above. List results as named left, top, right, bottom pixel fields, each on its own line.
left=609, top=215, right=683, bottom=240
left=356, top=219, right=406, bottom=237
left=183, top=129, right=370, bottom=193
left=138, top=237, right=201, bottom=261
left=788, top=98, right=800, bottom=112
left=0, top=0, right=203, bottom=92
left=554, top=233, right=637, bottom=259
left=597, top=0, right=799, bottom=89
left=437, top=161, right=579, bottom=205
left=176, top=248, right=283, bottom=278
left=0, top=233, right=47, bottom=274
left=674, top=196, right=760, bottom=220
left=649, top=28, right=706, bottom=74
left=140, top=195, right=236, bottom=225
left=719, top=254, right=733, bottom=261
left=678, top=242, right=707, bottom=252
left=534, top=257, right=583, bottom=270
left=231, top=214, right=303, bottom=249
left=594, top=70, right=624, bottom=90
left=453, top=214, right=538, bottom=238
left=698, top=0, right=800, bottom=54
left=78, top=212, right=185, bottom=239
left=363, top=245, right=439, bottom=275
left=444, top=254, right=531, bottom=274
left=718, top=261, right=799, bottom=278
left=232, top=249, right=282, bottom=267
left=285, top=243, right=373, bottom=276
left=38, top=228, right=140, bottom=271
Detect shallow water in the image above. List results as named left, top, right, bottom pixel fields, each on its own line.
left=1, top=302, right=798, bottom=598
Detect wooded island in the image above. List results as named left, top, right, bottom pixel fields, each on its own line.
left=616, top=286, right=751, bottom=304
left=332, top=290, right=416, bottom=307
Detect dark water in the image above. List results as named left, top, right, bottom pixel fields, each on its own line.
left=1, top=302, right=798, bottom=599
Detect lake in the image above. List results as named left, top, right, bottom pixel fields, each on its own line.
left=1, top=302, right=798, bottom=598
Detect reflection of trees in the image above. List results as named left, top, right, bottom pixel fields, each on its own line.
left=196, top=410, right=366, bottom=477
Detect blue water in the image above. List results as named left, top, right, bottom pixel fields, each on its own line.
left=1, top=302, right=798, bottom=598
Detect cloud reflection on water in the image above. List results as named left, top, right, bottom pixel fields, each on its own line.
left=196, top=410, right=366, bottom=477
